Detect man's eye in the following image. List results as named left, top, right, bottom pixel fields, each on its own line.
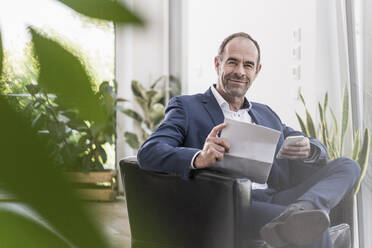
left=228, top=61, right=237, bottom=65
left=244, top=64, right=253, bottom=68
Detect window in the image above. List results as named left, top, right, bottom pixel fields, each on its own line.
left=0, top=0, right=115, bottom=169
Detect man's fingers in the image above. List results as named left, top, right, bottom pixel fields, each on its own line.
left=282, top=145, right=309, bottom=153
left=207, top=137, right=230, bottom=151
left=295, top=137, right=309, bottom=146
left=278, top=147, right=310, bottom=159
left=280, top=150, right=309, bottom=157
left=207, top=148, right=224, bottom=161
left=209, top=123, right=227, bottom=137
left=280, top=147, right=309, bottom=155
left=213, top=143, right=226, bottom=153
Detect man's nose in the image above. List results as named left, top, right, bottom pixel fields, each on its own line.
left=235, top=63, right=246, bottom=76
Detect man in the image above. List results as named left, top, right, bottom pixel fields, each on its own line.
left=137, top=32, right=361, bottom=248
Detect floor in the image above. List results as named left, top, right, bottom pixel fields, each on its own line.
left=0, top=193, right=132, bottom=248
left=86, top=196, right=131, bottom=248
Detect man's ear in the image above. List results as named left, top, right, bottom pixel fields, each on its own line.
left=214, top=56, right=221, bottom=74
left=251, top=64, right=262, bottom=82
left=255, top=64, right=262, bottom=75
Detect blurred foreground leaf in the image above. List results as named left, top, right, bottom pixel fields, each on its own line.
left=0, top=209, right=68, bottom=247
left=58, top=0, right=143, bottom=24
left=30, top=28, right=106, bottom=124
left=0, top=96, right=109, bottom=247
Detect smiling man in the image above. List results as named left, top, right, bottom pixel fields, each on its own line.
left=137, top=32, right=361, bottom=248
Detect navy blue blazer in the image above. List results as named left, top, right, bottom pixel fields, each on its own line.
left=137, top=87, right=328, bottom=191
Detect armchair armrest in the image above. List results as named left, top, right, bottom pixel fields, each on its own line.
left=120, top=157, right=252, bottom=248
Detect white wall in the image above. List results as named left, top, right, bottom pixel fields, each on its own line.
left=115, top=0, right=351, bottom=191
left=183, top=0, right=347, bottom=129
left=115, top=0, right=168, bottom=192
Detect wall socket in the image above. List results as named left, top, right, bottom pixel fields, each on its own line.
left=292, top=45, right=301, bottom=60
left=292, top=65, right=301, bottom=80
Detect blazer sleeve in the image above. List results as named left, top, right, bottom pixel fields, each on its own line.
left=266, top=105, right=329, bottom=167
left=137, top=96, right=200, bottom=179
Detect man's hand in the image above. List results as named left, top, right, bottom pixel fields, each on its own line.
left=194, top=123, right=230, bottom=168
left=277, top=136, right=311, bottom=160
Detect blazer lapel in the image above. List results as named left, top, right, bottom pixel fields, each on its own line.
left=249, top=106, right=273, bottom=129
left=202, top=87, right=224, bottom=126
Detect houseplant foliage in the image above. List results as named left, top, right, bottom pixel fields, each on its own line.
left=0, top=0, right=142, bottom=247
left=24, top=81, right=117, bottom=171
left=296, top=86, right=370, bottom=194
left=122, top=77, right=166, bottom=150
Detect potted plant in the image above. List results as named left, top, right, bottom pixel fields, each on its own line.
left=295, top=86, right=370, bottom=194
left=121, top=77, right=167, bottom=150
left=24, top=81, right=120, bottom=201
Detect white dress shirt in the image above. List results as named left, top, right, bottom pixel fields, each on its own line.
left=191, top=86, right=268, bottom=190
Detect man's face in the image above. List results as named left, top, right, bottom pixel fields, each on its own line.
left=215, top=37, right=261, bottom=98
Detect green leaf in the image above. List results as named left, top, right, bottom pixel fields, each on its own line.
left=322, top=93, right=330, bottom=144
left=323, top=92, right=328, bottom=112
left=169, top=74, right=182, bottom=97
left=135, top=95, right=148, bottom=113
left=122, top=109, right=143, bottom=122
left=340, top=86, right=349, bottom=151
left=0, top=96, right=109, bottom=247
left=298, top=92, right=306, bottom=106
left=116, top=97, right=128, bottom=102
left=352, top=130, right=360, bottom=161
left=124, top=131, right=140, bottom=150
left=327, top=139, right=338, bottom=160
left=318, top=103, right=327, bottom=145
left=305, top=110, right=317, bottom=138
left=97, top=145, right=107, bottom=163
left=295, top=112, right=308, bottom=135
left=57, top=0, right=143, bottom=24
left=140, top=126, right=150, bottom=141
left=150, top=75, right=166, bottom=89
left=31, top=113, right=42, bottom=127
left=354, top=128, right=371, bottom=194
left=149, top=103, right=165, bottom=129
left=150, top=90, right=165, bottom=106
left=131, top=80, right=147, bottom=100
left=146, top=90, right=158, bottom=100
left=99, top=81, right=116, bottom=106
left=30, top=29, right=106, bottom=124
left=67, top=118, right=88, bottom=131
left=26, top=84, right=40, bottom=96
left=318, top=103, right=324, bottom=124
left=0, top=209, right=70, bottom=247
left=330, top=108, right=339, bottom=139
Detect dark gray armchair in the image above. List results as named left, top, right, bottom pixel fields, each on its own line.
left=120, top=157, right=353, bottom=248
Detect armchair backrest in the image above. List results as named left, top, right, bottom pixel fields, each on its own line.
left=120, top=157, right=252, bottom=248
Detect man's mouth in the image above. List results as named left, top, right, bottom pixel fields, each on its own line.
left=228, top=79, right=247, bottom=84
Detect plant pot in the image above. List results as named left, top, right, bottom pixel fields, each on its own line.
left=65, top=170, right=118, bottom=201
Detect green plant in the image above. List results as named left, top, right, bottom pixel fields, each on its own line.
left=0, top=0, right=143, bottom=247
left=24, top=81, right=117, bottom=171
left=122, top=77, right=166, bottom=150
left=296, top=86, right=370, bottom=194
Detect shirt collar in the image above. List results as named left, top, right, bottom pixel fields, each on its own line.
left=211, top=85, right=252, bottom=111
